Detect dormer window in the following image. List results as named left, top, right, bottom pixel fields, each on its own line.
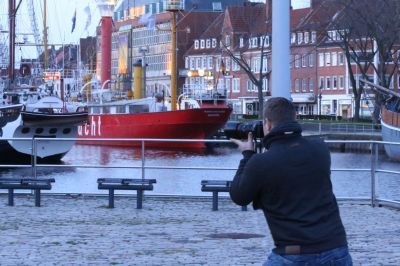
left=297, top=32, right=303, bottom=44
left=263, top=36, right=270, bottom=47
left=249, top=37, right=258, bottom=48
left=206, top=39, right=211, bottom=48
left=239, top=38, right=244, bottom=48
left=212, top=38, right=217, bottom=48
left=291, top=33, right=296, bottom=44
left=194, top=40, right=199, bottom=49
left=200, top=39, right=205, bottom=49
left=304, top=32, right=309, bottom=44
left=311, top=31, right=316, bottom=43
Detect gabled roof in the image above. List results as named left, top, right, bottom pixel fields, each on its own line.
left=225, top=4, right=267, bottom=35
left=185, top=13, right=224, bottom=55
left=295, top=0, right=343, bottom=31
left=291, top=7, right=312, bottom=30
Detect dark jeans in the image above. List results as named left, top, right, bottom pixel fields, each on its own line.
left=263, top=246, right=353, bottom=266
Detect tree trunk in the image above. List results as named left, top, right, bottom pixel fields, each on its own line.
left=257, top=83, right=264, bottom=119
left=354, top=92, right=361, bottom=121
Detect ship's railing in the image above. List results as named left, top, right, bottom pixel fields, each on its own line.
left=0, top=138, right=399, bottom=210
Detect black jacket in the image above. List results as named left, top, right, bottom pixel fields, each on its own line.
left=230, top=121, right=347, bottom=254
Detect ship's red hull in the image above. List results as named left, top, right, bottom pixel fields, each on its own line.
left=77, top=107, right=231, bottom=148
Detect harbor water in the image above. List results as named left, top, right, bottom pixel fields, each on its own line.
left=0, top=144, right=399, bottom=200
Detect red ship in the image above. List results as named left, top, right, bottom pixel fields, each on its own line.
left=77, top=96, right=232, bottom=148
left=78, top=2, right=231, bottom=148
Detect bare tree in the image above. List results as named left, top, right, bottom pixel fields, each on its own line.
left=223, top=35, right=271, bottom=119
left=327, top=0, right=400, bottom=122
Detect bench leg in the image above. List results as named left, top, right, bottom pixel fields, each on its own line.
left=108, top=189, right=115, bottom=208
left=8, top=189, right=14, bottom=206
left=212, top=191, right=218, bottom=211
left=137, top=190, right=143, bottom=209
left=34, top=189, right=41, bottom=207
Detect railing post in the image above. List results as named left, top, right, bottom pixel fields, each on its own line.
left=141, top=140, right=145, bottom=180
left=34, top=138, right=37, bottom=179
left=370, top=142, right=377, bottom=207
left=318, top=123, right=322, bottom=135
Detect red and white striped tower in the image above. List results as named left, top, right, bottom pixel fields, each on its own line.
left=96, top=0, right=115, bottom=88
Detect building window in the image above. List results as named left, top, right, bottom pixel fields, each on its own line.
left=249, top=37, right=258, bottom=48
left=225, top=58, right=231, bottom=72
left=294, top=54, right=300, bottom=68
left=232, top=78, right=240, bottom=92
left=304, top=32, right=309, bottom=43
left=332, top=52, right=337, bottom=66
left=190, top=58, right=195, bottom=70
left=311, top=31, right=317, bottom=43
left=262, top=58, right=268, bottom=73
left=309, top=54, right=314, bottom=67
left=297, top=32, right=303, bottom=44
left=225, top=35, right=231, bottom=47
left=262, top=78, right=268, bottom=92
left=291, top=33, right=296, bottom=44
left=319, top=76, right=325, bottom=89
left=225, top=78, right=231, bottom=92
left=212, top=2, right=222, bottom=11
left=309, top=78, right=314, bottom=92
left=206, top=39, right=211, bottom=48
left=202, top=57, right=207, bottom=69
left=196, top=58, right=201, bottom=69
left=200, top=40, right=205, bottom=49
left=295, top=79, right=300, bottom=92
left=239, top=38, right=244, bottom=48
left=263, top=36, right=270, bottom=47
left=326, top=77, right=331, bottom=90
left=325, top=53, right=331, bottom=66
left=302, top=55, right=306, bottom=67
left=208, top=57, right=213, bottom=69
left=212, top=38, right=217, bottom=48
left=247, top=80, right=254, bottom=92
left=339, top=76, right=344, bottom=89
left=333, top=76, right=337, bottom=90
left=194, top=40, right=199, bottom=49
left=302, top=78, right=307, bottom=92
left=318, top=53, right=324, bottom=67
left=339, top=52, right=344, bottom=65
left=185, top=57, right=189, bottom=69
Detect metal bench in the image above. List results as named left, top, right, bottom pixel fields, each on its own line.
left=201, top=180, right=247, bottom=211
left=97, top=178, right=156, bottom=209
left=0, top=178, right=55, bottom=207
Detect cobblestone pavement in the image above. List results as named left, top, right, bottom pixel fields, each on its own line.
left=0, top=195, right=398, bottom=265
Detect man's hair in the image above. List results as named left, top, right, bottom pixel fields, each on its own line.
left=263, top=97, right=296, bottom=124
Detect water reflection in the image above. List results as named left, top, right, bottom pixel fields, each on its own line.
left=2, top=144, right=399, bottom=200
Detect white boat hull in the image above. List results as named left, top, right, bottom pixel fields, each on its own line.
left=1, top=115, right=78, bottom=162
left=381, top=120, right=400, bottom=160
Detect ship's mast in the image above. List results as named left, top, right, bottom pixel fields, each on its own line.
left=8, top=0, right=16, bottom=85
left=43, top=0, right=48, bottom=70
left=166, top=1, right=183, bottom=111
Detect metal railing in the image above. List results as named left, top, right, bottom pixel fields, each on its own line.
left=0, top=137, right=399, bottom=209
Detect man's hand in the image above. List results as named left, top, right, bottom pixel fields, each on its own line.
left=230, top=132, right=255, bottom=152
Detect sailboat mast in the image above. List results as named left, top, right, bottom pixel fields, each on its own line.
left=8, top=0, right=16, bottom=85
left=43, top=0, right=48, bottom=70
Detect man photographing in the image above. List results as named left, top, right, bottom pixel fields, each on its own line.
left=230, top=97, right=352, bottom=265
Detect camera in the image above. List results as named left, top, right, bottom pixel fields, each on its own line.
left=223, top=120, right=264, bottom=139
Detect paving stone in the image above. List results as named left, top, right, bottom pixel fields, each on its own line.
left=0, top=195, right=398, bottom=265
